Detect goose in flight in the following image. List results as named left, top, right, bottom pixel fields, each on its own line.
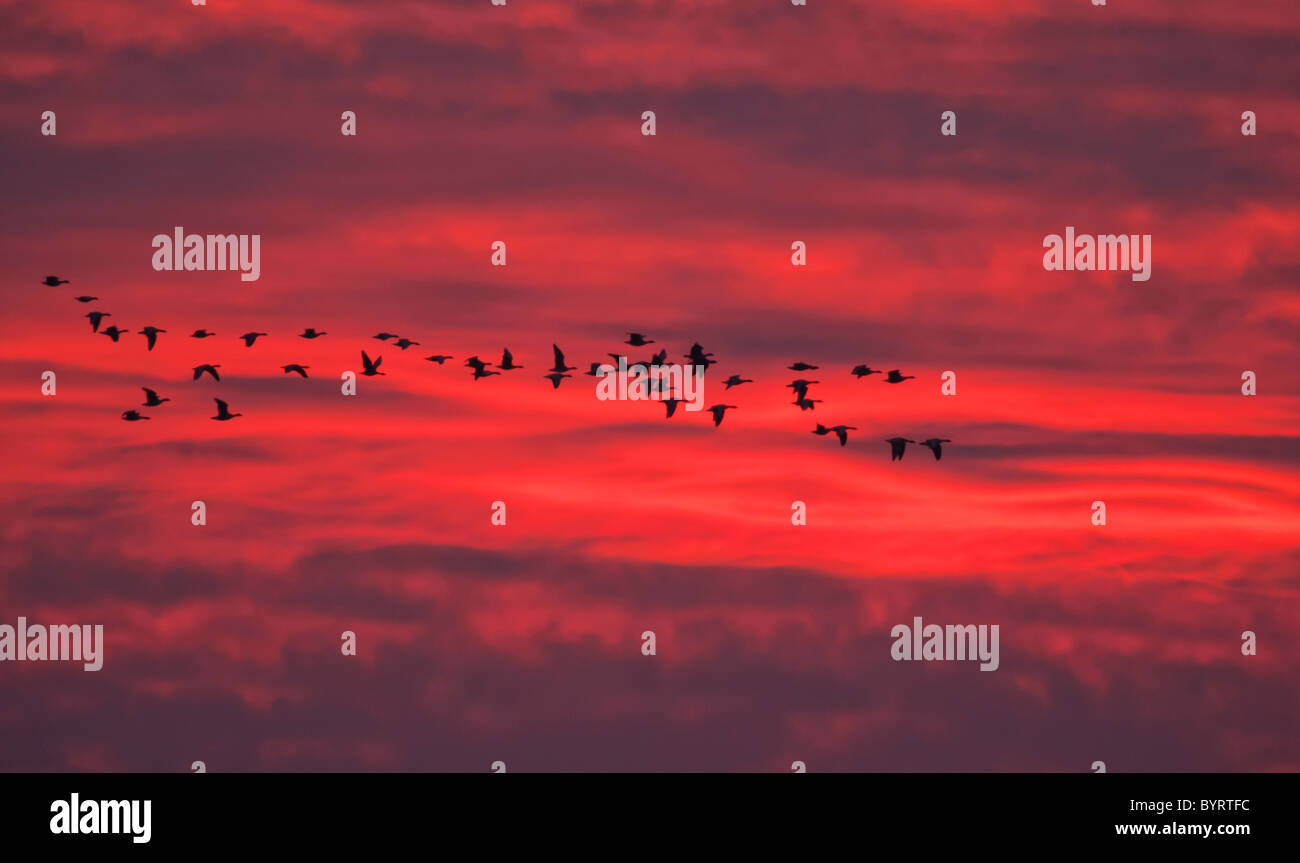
left=299, top=328, right=327, bottom=339
left=886, top=437, right=915, bottom=460
left=101, top=325, right=127, bottom=342
left=473, top=367, right=500, bottom=380
left=373, top=332, right=397, bottom=341
left=786, top=379, right=819, bottom=401
left=829, top=425, right=857, bottom=447
left=497, top=348, right=522, bottom=370
left=851, top=365, right=881, bottom=378
left=192, top=364, right=221, bottom=381
left=550, top=344, right=576, bottom=373
left=626, top=333, right=654, bottom=346
left=141, top=387, right=169, bottom=406
left=211, top=398, right=241, bottom=421
left=685, top=343, right=716, bottom=371
left=920, top=438, right=952, bottom=461
left=722, top=374, right=752, bottom=390
left=73, top=295, right=98, bottom=303
left=43, top=275, right=70, bottom=286
left=138, top=326, right=165, bottom=350
left=811, top=424, right=830, bottom=436
left=120, top=410, right=149, bottom=421
left=708, top=404, right=737, bottom=426
left=543, top=372, right=571, bottom=389
left=788, top=362, right=819, bottom=371
left=584, top=362, right=611, bottom=377
left=240, top=332, right=267, bottom=347
left=282, top=364, right=310, bottom=378
left=393, top=337, right=419, bottom=350
left=885, top=369, right=915, bottom=384
left=424, top=355, right=453, bottom=364
left=360, top=351, right=385, bottom=376
left=85, top=311, right=110, bottom=332
left=793, top=397, right=823, bottom=411
left=190, top=329, right=216, bottom=339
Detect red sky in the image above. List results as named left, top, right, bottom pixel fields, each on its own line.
left=1, top=0, right=1298, bottom=771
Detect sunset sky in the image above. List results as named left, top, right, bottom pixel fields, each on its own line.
left=1, top=0, right=1298, bottom=771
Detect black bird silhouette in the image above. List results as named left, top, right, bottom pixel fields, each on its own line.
left=373, top=332, right=397, bottom=341
left=788, top=362, right=819, bottom=371
left=829, top=425, right=857, bottom=446
left=299, top=328, right=327, bottom=339
left=811, top=424, right=830, bottom=436
left=138, top=326, right=165, bottom=350
left=708, top=404, right=737, bottom=426
left=282, top=364, right=310, bottom=378
left=662, top=397, right=683, bottom=418
left=211, top=398, right=241, bottom=421
left=584, top=362, right=611, bottom=377
left=73, top=295, right=98, bottom=303
left=794, top=397, right=823, bottom=411
left=393, top=338, right=419, bottom=350
left=550, top=344, right=577, bottom=373
left=141, top=387, right=169, bottom=407
left=42, top=276, right=69, bottom=286
left=360, top=351, right=385, bottom=377
left=85, top=311, right=110, bottom=332
left=886, top=437, right=915, bottom=460
left=465, top=356, right=488, bottom=372
left=786, top=379, right=819, bottom=401
left=192, top=364, right=221, bottom=381
left=851, top=365, right=881, bottom=378
left=424, top=355, right=453, bottom=364
left=190, top=329, right=216, bottom=338
left=473, top=367, right=500, bottom=380
left=543, top=372, right=571, bottom=389
left=885, top=369, right=915, bottom=383
left=625, top=332, right=654, bottom=346
left=240, top=332, right=267, bottom=347
left=121, top=410, right=149, bottom=421
left=101, top=325, right=127, bottom=342
left=920, top=438, right=952, bottom=460
left=722, top=374, right=752, bottom=390
left=685, top=343, right=716, bottom=371
left=497, top=348, right=522, bottom=370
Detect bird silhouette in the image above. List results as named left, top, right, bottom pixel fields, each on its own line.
left=373, top=332, right=397, bottom=341
left=851, top=365, right=881, bottom=378
left=360, top=351, right=385, bottom=376
left=830, top=425, right=857, bottom=446
left=626, top=333, right=654, bottom=346
left=685, top=343, right=716, bottom=371
left=708, top=404, right=737, bottom=426
left=885, top=369, right=915, bottom=383
left=473, top=367, right=500, bottom=380
left=920, top=438, right=952, bottom=460
left=120, top=410, right=149, bottom=421
left=141, top=387, right=169, bottom=406
left=299, top=328, right=327, bottom=339
left=393, top=338, right=419, bottom=350
left=73, top=295, right=98, bottom=303
left=42, top=276, right=69, bottom=286
left=811, top=424, right=830, bottom=436
left=543, top=372, right=571, bottom=389
left=138, top=326, right=165, bottom=350
left=886, top=437, right=915, bottom=460
left=85, top=311, right=110, bottom=332
left=424, top=355, right=453, bottom=364
left=101, top=325, right=127, bottom=342
left=794, top=397, right=823, bottom=411
left=282, top=364, right=310, bottom=378
left=190, top=329, right=216, bottom=338
left=788, top=362, right=819, bottom=371
left=787, top=379, right=819, bottom=401
left=193, top=364, right=221, bottom=381
left=497, top=348, right=522, bottom=370
left=722, top=374, right=752, bottom=390
left=662, top=397, right=683, bottom=418
left=211, top=398, right=241, bottom=421
left=550, top=344, right=577, bottom=373
left=584, top=362, right=610, bottom=377
left=240, top=332, right=267, bottom=347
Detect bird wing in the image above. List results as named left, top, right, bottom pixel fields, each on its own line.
left=214, top=398, right=228, bottom=414
left=552, top=344, right=565, bottom=367
left=835, top=429, right=848, bottom=445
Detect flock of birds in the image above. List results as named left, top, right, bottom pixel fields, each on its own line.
left=46, top=275, right=952, bottom=460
